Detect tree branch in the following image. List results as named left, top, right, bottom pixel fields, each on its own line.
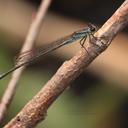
left=0, top=0, right=51, bottom=123
left=4, top=0, right=128, bottom=127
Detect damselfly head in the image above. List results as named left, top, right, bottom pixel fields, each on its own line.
left=87, top=23, right=97, bottom=33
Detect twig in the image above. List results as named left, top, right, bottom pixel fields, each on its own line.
left=4, top=0, right=128, bottom=128
left=0, top=0, right=51, bottom=123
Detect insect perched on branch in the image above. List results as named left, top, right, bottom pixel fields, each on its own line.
left=0, top=23, right=96, bottom=79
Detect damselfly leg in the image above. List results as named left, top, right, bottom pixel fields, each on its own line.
left=79, top=36, right=89, bottom=53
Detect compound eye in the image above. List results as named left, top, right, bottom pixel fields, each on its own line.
left=87, top=23, right=96, bottom=32
left=91, top=27, right=95, bottom=32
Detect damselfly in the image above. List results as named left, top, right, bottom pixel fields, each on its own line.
left=0, top=23, right=96, bottom=79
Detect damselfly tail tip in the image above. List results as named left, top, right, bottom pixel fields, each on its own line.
left=0, top=74, right=5, bottom=80
left=0, top=75, right=2, bottom=79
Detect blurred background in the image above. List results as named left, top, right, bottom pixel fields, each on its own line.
left=0, top=0, right=128, bottom=128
